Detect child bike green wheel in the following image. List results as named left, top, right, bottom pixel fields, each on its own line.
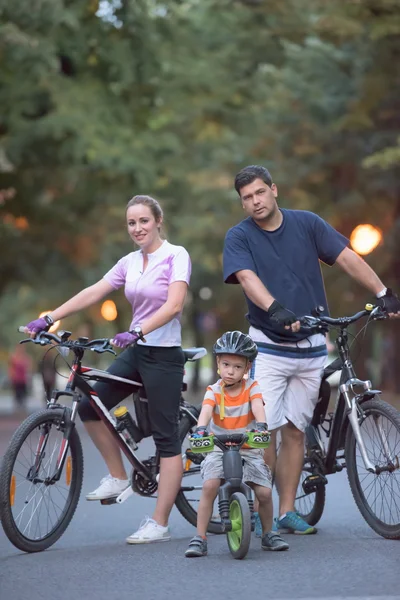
left=226, top=492, right=251, bottom=559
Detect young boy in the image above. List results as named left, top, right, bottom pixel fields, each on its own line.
left=185, top=331, right=289, bottom=557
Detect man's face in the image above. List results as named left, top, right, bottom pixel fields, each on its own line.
left=239, top=178, right=278, bottom=223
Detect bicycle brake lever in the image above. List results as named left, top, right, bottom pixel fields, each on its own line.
left=91, top=346, right=116, bottom=356
left=371, top=306, right=387, bottom=320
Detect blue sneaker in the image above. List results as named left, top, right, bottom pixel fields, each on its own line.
left=277, top=511, right=317, bottom=535
left=254, top=512, right=262, bottom=538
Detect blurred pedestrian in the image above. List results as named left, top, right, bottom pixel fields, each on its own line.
left=8, top=345, right=32, bottom=413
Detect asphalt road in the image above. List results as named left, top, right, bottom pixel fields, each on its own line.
left=0, top=417, right=399, bottom=600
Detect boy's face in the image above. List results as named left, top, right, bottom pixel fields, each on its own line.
left=217, top=354, right=249, bottom=385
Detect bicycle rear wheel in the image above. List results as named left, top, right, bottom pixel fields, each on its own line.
left=278, top=432, right=326, bottom=526
left=345, top=398, right=400, bottom=539
left=0, top=408, right=83, bottom=552
left=295, top=454, right=326, bottom=526
left=175, top=415, right=224, bottom=534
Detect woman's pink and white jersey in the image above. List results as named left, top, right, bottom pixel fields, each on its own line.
left=103, top=240, right=191, bottom=347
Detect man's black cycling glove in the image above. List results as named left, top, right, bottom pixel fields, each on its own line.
left=376, top=288, right=400, bottom=315
left=268, top=300, right=297, bottom=327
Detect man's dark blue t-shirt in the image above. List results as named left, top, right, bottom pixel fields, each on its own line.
left=223, top=209, right=349, bottom=343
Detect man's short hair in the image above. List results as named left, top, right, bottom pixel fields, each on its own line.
left=234, top=165, right=272, bottom=195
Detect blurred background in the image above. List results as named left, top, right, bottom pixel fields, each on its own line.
left=0, top=0, right=399, bottom=416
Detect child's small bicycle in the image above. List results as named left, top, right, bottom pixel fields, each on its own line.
left=189, top=430, right=270, bottom=559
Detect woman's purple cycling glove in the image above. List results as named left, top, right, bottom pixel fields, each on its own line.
left=26, top=317, right=50, bottom=334
left=111, top=331, right=140, bottom=349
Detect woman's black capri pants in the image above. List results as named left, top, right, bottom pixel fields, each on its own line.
left=78, top=345, right=185, bottom=458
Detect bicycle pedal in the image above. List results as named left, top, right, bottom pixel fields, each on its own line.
left=99, top=496, right=118, bottom=505
left=302, top=474, right=328, bottom=494
left=185, top=450, right=204, bottom=465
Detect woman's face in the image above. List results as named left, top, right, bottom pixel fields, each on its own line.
left=126, top=204, right=161, bottom=250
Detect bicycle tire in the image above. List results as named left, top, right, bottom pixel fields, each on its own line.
left=345, top=398, right=400, bottom=539
left=0, top=408, right=84, bottom=552
left=226, top=492, right=251, bottom=560
left=174, top=415, right=224, bottom=534
left=295, top=455, right=326, bottom=526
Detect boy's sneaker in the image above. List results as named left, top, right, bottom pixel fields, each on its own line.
left=86, top=474, right=129, bottom=501
left=254, top=512, right=262, bottom=538
left=126, top=516, right=171, bottom=544
left=261, top=531, right=289, bottom=552
left=277, top=511, right=317, bottom=535
left=185, top=535, right=208, bottom=557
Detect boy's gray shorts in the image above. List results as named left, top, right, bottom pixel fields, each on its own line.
left=200, top=450, right=272, bottom=488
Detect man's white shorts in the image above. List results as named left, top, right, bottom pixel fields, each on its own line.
left=249, top=327, right=327, bottom=433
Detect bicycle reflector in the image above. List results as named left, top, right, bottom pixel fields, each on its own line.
left=66, top=456, right=72, bottom=486
left=246, top=431, right=271, bottom=449
left=189, top=435, right=215, bottom=453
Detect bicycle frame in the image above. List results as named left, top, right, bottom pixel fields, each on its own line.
left=42, top=344, right=199, bottom=502
left=316, top=327, right=381, bottom=475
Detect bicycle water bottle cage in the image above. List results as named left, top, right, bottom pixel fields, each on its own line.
left=189, top=435, right=215, bottom=453
left=246, top=431, right=271, bottom=449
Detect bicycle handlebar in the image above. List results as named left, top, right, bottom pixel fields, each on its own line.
left=300, top=304, right=387, bottom=330
left=17, top=328, right=116, bottom=355
left=214, top=433, right=249, bottom=445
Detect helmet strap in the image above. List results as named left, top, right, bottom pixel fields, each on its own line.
left=220, top=381, right=225, bottom=420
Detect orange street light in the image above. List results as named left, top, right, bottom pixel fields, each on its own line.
left=39, top=311, right=60, bottom=333
left=350, top=224, right=382, bottom=256
left=101, top=300, right=117, bottom=321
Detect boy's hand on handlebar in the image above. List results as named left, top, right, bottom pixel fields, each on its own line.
left=376, top=288, right=400, bottom=318
left=268, top=301, right=300, bottom=332
left=191, top=426, right=209, bottom=438
left=251, top=422, right=269, bottom=433
left=110, top=331, right=140, bottom=349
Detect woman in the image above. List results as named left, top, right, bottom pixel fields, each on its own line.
left=24, top=194, right=191, bottom=544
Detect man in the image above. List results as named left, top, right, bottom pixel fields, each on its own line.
left=223, top=164, right=400, bottom=535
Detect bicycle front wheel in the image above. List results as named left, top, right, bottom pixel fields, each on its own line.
left=175, top=414, right=224, bottom=534
left=0, top=408, right=84, bottom=552
left=345, top=398, right=400, bottom=539
left=227, top=492, right=251, bottom=560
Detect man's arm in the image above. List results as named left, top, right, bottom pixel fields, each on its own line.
left=335, top=247, right=400, bottom=317
left=335, top=247, right=385, bottom=295
left=236, top=269, right=275, bottom=311
left=236, top=269, right=300, bottom=331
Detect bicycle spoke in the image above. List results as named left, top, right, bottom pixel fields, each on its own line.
left=10, top=419, right=74, bottom=541
left=353, top=406, right=400, bottom=528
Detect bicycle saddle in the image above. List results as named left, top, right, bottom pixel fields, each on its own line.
left=183, top=347, right=207, bottom=361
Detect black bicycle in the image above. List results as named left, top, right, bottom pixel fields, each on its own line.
left=0, top=329, right=224, bottom=553
left=189, top=430, right=271, bottom=559
left=294, top=304, right=400, bottom=539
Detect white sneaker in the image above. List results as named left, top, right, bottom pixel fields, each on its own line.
left=86, top=474, right=129, bottom=501
left=126, top=516, right=171, bottom=544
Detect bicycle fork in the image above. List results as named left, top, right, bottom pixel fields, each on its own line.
left=340, top=379, right=376, bottom=473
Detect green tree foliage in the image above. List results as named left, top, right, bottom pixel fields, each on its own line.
left=0, top=0, right=399, bottom=385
